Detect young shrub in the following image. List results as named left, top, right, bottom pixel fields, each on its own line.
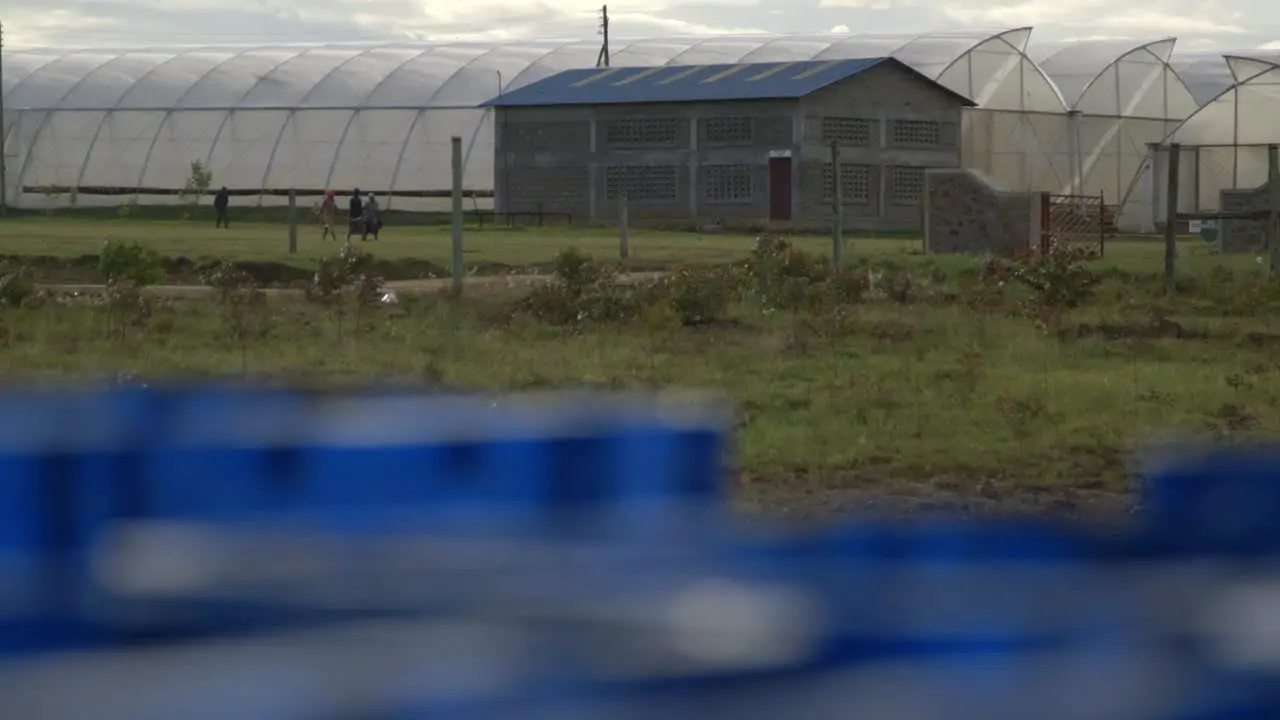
left=737, top=235, right=827, bottom=312
left=201, top=260, right=268, bottom=374
left=823, top=268, right=871, bottom=306
left=0, top=263, right=36, bottom=309
left=179, top=159, right=214, bottom=220
left=99, top=240, right=164, bottom=287
left=102, top=280, right=156, bottom=343
left=0, top=263, right=36, bottom=348
left=305, top=244, right=384, bottom=339
left=1011, top=242, right=1101, bottom=313
left=664, top=265, right=731, bottom=327
left=548, top=247, right=605, bottom=299
left=518, top=248, right=639, bottom=327
left=97, top=240, right=164, bottom=342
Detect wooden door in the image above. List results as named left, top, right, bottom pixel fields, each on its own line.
left=768, top=156, right=792, bottom=222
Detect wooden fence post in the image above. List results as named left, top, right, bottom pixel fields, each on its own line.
left=831, top=143, right=843, bottom=270
left=618, top=192, right=629, bottom=260
left=1268, top=144, right=1279, bottom=279
left=1164, top=143, right=1180, bottom=295
left=451, top=136, right=464, bottom=295
left=287, top=190, right=298, bottom=255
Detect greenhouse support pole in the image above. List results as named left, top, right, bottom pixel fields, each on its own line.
left=450, top=136, right=464, bottom=296
left=1068, top=111, right=1082, bottom=194
left=1269, top=145, right=1279, bottom=279
left=0, top=20, right=8, bottom=217
left=1163, top=143, right=1179, bottom=295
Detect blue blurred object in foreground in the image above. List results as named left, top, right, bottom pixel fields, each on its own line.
left=2, top=386, right=1280, bottom=718
left=0, top=386, right=731, bottom=653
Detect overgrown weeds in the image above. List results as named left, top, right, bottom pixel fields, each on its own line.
left=305, top=243, right=385, bottom=339
left=99, top=240, right=164, bottom=342
left=201, top=260, right=268, bottom=373
left=517, top=239, right=876, bottom=331
left=3, top=237, right=1280, bottom=516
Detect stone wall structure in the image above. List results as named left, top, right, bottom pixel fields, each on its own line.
left=923, top=168, right=1040, bottom=255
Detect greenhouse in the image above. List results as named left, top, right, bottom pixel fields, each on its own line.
left=1143, top=52, right=1280, bottom=224
left=0, top=29, right=1268, bottom=228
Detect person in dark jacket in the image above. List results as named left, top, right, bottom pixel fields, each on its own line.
left=347, top=189, right=364, bottom=240
left=213, top=187, right=230, bottom=228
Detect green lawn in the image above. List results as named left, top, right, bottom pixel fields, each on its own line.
left=0, top=216, right=1260, bottom=281
left=1, top=272, right=1274, bottom=520
left=0, top=229, right=1276, bottom=519
left=0, top=217, right=814, bottom=270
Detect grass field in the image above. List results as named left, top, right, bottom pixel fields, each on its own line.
left=0, top=216, right=1265, bottom=281
left=0, top=216, right=811, bottom=272
left=0, top=217, right=1278, bottom=520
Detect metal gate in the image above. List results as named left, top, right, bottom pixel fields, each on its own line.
left=1040, top=193, right=1112, bottom=256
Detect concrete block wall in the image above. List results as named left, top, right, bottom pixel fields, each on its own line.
left=1220, top=184, right=1268, bottom=253
left=495, top=103, right=795, bottom=228
left=794, top=61, right=963, bottom=232
left=924, top=168, right=1039, bottom=256
left=494, top=61, right=968, bottom=231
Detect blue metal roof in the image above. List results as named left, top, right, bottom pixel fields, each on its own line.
left=479, top=57, right=975, bottom=108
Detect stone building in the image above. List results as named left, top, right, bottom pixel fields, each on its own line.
left=480, top=57, right=975, bottom=231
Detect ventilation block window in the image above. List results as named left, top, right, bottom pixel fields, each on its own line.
left=822, top=163, right=872, bottom=204
left=703, top=117, right=753, bottom=145
left=604, top=118, right=680, bottom=147
left=822, top=117, right=871, bottom=146
left=605, top=165, right=680, bottom=202
left=891, top=119, right=941, bottom=147
left=890, top=166, right=925, bottom=206
left=702, top=164, right=753, bottom=202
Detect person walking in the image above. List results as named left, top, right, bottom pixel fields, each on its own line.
left=213, top=187, right=230, bottom=228
left=346, top=189, right=364, bottom=241
left=319, top=190, right=339, bottom=241
left=361, top=192, right=381, bottom=241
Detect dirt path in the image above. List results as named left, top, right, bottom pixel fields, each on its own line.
left=36, top=271, right=667, bottom=298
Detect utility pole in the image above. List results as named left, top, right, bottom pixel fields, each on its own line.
left=0, top=20, right=8, bottom=217
left=596, top=5, right=610, bottom=68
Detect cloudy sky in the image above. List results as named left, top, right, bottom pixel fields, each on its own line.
left=5, top=0, right=1279, bottom=50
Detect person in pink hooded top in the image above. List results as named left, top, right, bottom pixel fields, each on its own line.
left=318, top=190, right=339, bottom=241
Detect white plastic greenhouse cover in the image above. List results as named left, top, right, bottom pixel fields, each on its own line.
left=1161, top=55, right=1280, bottom=198
left=1029, top=39, right=1198, bottom=119
left=1166, top=56, right=1280, bottom=149
left=1, top=30, right=1072, bottom=209
left=1115, top=50, right=1280, bottom=227
left=1168, top=52, right=1247, bottom=106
